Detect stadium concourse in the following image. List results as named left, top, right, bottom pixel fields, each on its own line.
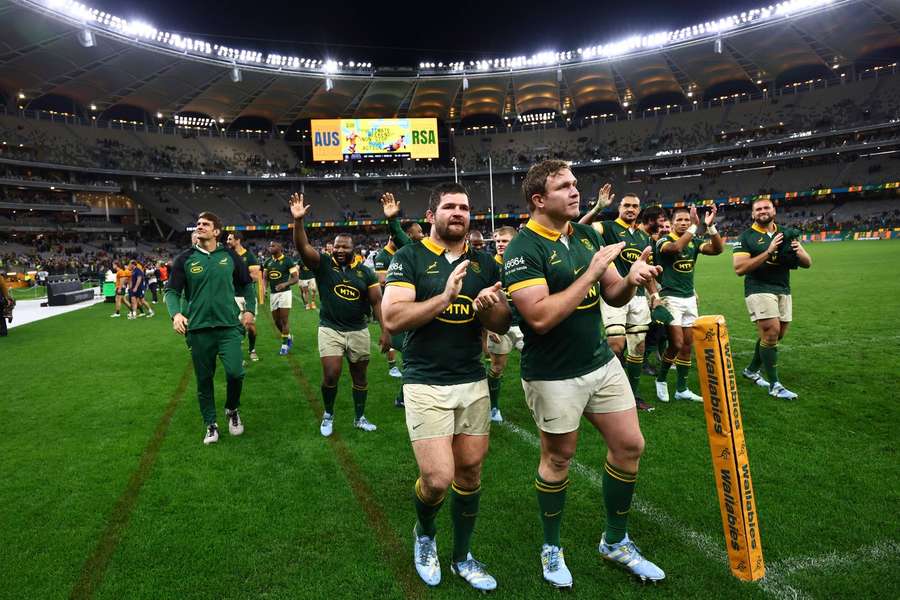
left=2, top=0, right=899, bottom=598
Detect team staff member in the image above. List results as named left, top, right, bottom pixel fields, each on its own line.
left=733, top=198, right=811, bottom=399
left=382, top=182, right=510, bottom=591
left=579, top=185, right=660, bottom=412
left=290, top=193, right=390, bottom=435
left=654, top=205, right=723, bottom=403
left=226, top=232, right=263, bottom=362
left=264, top=241, right=300, bottom=355
left=165, top=212, right=256, bottom=445
left=372, top=192, right=424, bottom=407
left=503, top=160, right=664, bottom=588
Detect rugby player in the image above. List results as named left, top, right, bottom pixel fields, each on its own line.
left=733, top=198, right=811, bottom=399
left=640, top=208, right=673, bottom=374
left=110, top=260, right=130, bottom=318
left=503, top=160, right=664, bottom=587
left=467, top=229, right=486, bottom=252
left=485, top=225, right=524, bottom=423
left=382, top=182, right=510, bottom=591
left=289, top=193, right=389, bottom=434
left=263, top=241, right=300, bottom=355
left=298, top=263, right=318, bottom=310
left=654, top=205, right=723, bottom=403
left=226, top=232, right=263, bottom=362
left=165, top=212, right=256, bottom=444
left=579, top=184, right=660, bottom=411
left=128, top=260, right=154, bottom=319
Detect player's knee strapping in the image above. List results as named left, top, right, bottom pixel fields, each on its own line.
left=625, top=323, right=648, bottom=357
left=605, top=323, right=626, bottom=338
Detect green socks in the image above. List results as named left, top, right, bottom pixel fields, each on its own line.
left=248, top=331, right=256, bottom=352
left=748, top=339, right=762, bottom=372
left=625, top=354, right=643, bottom=394
left=450, top=481, right=482, bottom=562
left=603, top=461, right=637, bottom=544
left=322, top=384, right=337, bottom=415
left=656, top=355, right=675, bottom=383
left=760, top=341, right=779, bottom=386
left=281, top=334, right=289, bottom=346
left=352, top=385, right=367, bottom=420
left=414, top=478, right=445, bottom=539
left=675, top=358, right=691, bottom=392
left=487, top=369, right=502, bottom=410
left=535, top=474, right=569, bottom=547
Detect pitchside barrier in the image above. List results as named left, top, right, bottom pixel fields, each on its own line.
left=692, top=315, right=766, bottom=581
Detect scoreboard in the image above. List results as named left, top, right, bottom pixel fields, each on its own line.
left=311, top=118, right=439, bottom=161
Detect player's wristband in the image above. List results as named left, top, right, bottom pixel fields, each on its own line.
left=687, top=224, right=698, bottom=235
left=707, top=225, right=718, bottom=236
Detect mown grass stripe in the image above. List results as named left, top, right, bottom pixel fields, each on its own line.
left=69, top=363, right=192, bottom=600
left=265, top=307, right=423, bottom=600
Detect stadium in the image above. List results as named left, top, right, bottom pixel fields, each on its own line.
left=2, top=0, right=898, bottom=597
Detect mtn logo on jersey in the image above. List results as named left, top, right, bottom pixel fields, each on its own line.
left=334, top=283, right=361, bottom=301
left=621, top=247, right=643, bottom=264
left=268, top=271, right=284, bottom=280
left=190, top=263, right=204, bottom=274
left=674, top=259, right=695, bottom=273
left=576, top=284, right=600, bottom=310
left=436, top=294, right=475, bottom=324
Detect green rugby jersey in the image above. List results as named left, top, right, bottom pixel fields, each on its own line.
left=234, top=247, right=260, bottom=298
left=503, top=219, right=615, bottom=381
left=733, top=223, right=791, bottom=296
left=593, top=218, right=653, bottom=296
left=373, top=244, right=398, bottom=277
left=263, top=254, right=298, bottom=294
left=494, top=253, right=522, bottom=327
left=385, top=237, right=501, bottom=385
left=164, top=244, right=256, bottom=331
left=312, top=253, right=379, bottom=332
left=655, top=233, right=703, bottom=298
left=299, top=264, right=315, bottom=281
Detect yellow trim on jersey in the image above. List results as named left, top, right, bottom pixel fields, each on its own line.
left=367, top=282, right=380, bottom=289
left=614, top=217, right=631, bottom=229
left=752, top=222, right=777, bottom=234
left=386, top=281, right=416, bottom=290
left=733, top=251, right=751, bottom=256
left=385, top=245, right=396, bottom=256
left=494, top=254, right=503, bottom=264
left=289, top=266, right=300, bottom=274
left=421, top=237, right=445, bottom=255
left=525, top=218, right=573, bottom=242
left=508, top=277, right=547, bottom=293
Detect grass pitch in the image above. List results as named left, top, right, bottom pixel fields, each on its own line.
left=2, top=240, right=898, bottom=599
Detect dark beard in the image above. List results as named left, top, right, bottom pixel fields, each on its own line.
left=436, top=220, right=467, bottom=242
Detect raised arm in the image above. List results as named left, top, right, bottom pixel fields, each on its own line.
left=578, top=182, right=614, bottom=225
left=381, top=192, right=412, bottom=247
left=661, top=206, right=701, bottom=255
left=288, top=192, right=321, bottom=269
left=699, top=205, right=724, bottom=255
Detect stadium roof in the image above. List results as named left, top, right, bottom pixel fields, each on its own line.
left=1, top=0, right=899, bottom=126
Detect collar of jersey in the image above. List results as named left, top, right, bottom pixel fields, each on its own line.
left=614, top=217, right=633, bottom=230
left=494, top=254, right=503, bottom=264
left=668, top=232, right=680, bottom=241
left=421, top=237, right=468, bottom=256
left=236, top=247, right=247, bottom=257
left=525, top=219, right=573, bottom=242
left=331, top=254, right=363, bottom=268
left=752, top=222, right=777, bottom=234
left=194, top=243, right=222, bottom=256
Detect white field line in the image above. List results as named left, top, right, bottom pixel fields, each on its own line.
left=730, top=335, right=900, bottom=352
left=502, top=420, right=898, bottom=598
left=500, top=420, right=807, bottom=599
